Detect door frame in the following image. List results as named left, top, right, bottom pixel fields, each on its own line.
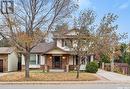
left=52, top=56, right=62, bottom=69
left=0, top=59, right=3, bottom=72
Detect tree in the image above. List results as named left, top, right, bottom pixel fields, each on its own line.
left=55, top=23, right=68, bottom=31
left=118, top=43, right=130, bottom=65
left=67, top=9, right=96, bottom=78
left=0, top=38, right=10, bottom=47
left=96, top=13, right=127, bottom=71
left=0, top=0, right=78, bottom=79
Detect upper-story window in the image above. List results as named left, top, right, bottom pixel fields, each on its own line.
left=62, top=39, right=67, bottom=47
left=61, top=39, right=73, bottom=47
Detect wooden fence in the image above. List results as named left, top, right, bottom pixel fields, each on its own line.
left=102, top=63, right=130, bottom=75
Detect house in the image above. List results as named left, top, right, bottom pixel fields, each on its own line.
left=21, top=29, right=94, bottom=72
left=0, top=47, right=18, bottom=72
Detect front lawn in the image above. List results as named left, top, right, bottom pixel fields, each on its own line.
left=0, top=70, right=99, bottom=81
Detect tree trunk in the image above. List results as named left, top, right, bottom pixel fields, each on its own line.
left=76, top=56, right=80, bottom=79
left=24, top=53, right=30, bottom=79
left=76, top=65, right=80, bottom=78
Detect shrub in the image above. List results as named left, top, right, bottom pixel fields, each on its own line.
left=85, top=61, right=98, bottom=73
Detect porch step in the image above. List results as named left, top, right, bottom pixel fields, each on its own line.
left=49, top=69, right=64, bottom=72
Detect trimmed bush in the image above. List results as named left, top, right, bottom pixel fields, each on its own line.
left=85, top=61, right=98, bottom=73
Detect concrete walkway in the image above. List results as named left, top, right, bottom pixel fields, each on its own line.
left=0, top=73, right=8, bottom=77
left=97, top=69, right=130, bottom=82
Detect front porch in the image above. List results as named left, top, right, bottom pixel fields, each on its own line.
left=22, top=46, right=95, bottom=72
left=42, top=54, right=70, bottom=72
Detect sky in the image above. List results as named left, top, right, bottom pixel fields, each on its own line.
left=78, top=0, right=130, bottom=43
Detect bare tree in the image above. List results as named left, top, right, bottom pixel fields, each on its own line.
left=0, top=0, right=78, bottom=79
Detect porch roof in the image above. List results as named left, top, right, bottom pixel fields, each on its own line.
left=43, top=47, right=69, bottom=55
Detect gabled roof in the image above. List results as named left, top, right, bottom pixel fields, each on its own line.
left=53, top=28, right=79, bottom=39
left=31, top=42, right=70, bottom=54
left=44, top=46, right=68, bottom=54
left=0, top=47, right=14, bottom=54
left=31, top=42, right=55, bottom=53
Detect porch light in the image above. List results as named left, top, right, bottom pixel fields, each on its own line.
left=49, top=56, right=52, bottom=59
left=62, top=56, right=66, bottom=59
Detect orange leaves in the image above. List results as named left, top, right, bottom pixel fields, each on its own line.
left=16, top=32, right=33, bottom=45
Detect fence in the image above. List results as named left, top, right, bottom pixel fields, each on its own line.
left=103, top=63, right=130, bottom=75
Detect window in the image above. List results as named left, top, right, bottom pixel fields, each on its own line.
left=62, top=39, right=68, bottom=47
left=30, top=54, right=41, bottom=65
left=30, top=54, right=36, bottom=64
left=62, top=39, right=65, bottom=47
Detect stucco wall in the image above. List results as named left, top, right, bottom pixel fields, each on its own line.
left=40, top=55, right=45, bottom=65
left=69, top=56, right=73, bottom=65
left=57, top=40, right=70, bottom=51
left=22, top=54, right=25, bottom=65
left=8, top=52, right=18, bottom=71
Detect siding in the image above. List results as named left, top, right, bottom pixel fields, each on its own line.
left=8, top=52, right=18, bottom=71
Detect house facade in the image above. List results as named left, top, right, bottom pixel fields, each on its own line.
left=22, top=29, right=94, bottom=71
left=0, top=47, right=18, bottom=72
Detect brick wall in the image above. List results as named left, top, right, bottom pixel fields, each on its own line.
left=45, top=54, right=69, bottom=70
left=46, top=55, right=52, bottom=69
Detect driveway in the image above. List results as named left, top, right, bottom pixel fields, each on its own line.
left=97, top=69, right=130, bottom=82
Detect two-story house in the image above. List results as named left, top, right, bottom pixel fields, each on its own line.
left=21, top=29, right=94, bottom=72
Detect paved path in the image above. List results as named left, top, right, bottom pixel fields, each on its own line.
left=97, top=69, right=130, bottom=82
left=0, top=73, right=8, bottom=77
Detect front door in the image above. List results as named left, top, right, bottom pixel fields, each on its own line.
left=52, top=56, right=61, bottom=69
left=0, top=60, right=3, bottom=72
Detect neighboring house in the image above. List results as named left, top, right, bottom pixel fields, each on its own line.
left=22, top=29, right=94, bottom=71
left=0, top=47, right=18, bottom=72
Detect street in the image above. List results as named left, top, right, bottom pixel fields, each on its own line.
left=0, top=84, right=130, bottom=89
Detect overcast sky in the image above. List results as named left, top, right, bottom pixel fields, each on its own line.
left=78, top=0, right=130, bottom=42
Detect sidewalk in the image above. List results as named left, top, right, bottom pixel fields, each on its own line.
left=0, top=81, right=130, bottom=85
left=0, top=73, right=8, bottom=77
left=97, top=69, right=130, bottom=82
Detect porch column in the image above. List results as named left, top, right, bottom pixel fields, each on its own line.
left=44, top=55, right=49, bottom=72
left=65, top=55, right=69, bottom=72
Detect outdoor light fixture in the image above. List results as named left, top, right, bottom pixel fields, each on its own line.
left=62, top=56, right=66, bottom=59
left=1, top=0, right=14, bottom=14
left=49, top=56, right=52, bottom=59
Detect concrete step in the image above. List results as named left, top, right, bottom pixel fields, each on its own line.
left=49, top=69, right=64, bottom=72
